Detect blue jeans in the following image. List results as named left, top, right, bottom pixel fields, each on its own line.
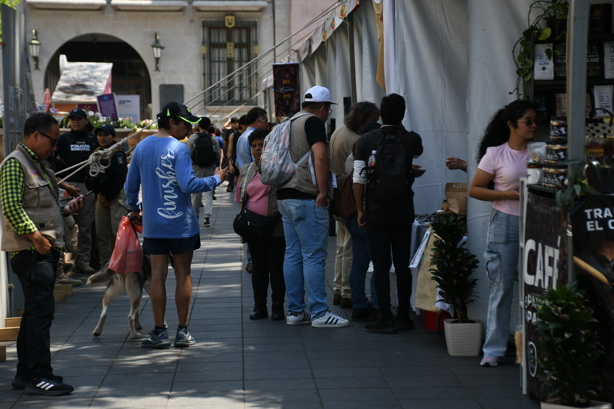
left=278, top=199, right=329, bottom=319
left=482, top=209, right=519, bottom=359
left=345, top=215, right=378, bottom=309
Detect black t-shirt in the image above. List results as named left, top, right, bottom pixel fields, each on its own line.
left=55, top=130, right=98, bottom=182
left=354, top=125, right=423, bottom=209
left=276, top=116, right=327, bottom=200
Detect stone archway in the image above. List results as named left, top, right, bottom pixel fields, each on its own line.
left=45, top=33, right=152, bottom=121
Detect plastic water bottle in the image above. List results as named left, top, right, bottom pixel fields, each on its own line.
left=368, top=150, right=376, bottom=174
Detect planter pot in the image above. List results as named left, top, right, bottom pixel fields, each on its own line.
left=541, top=401, right=612, bottom=409
left=443, top=319, right=482, bottom=357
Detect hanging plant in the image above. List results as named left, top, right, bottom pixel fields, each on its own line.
left=511, top=0, right=570, bottom=97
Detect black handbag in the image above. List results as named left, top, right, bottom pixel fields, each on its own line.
left=233, top=164, right=280, bottom=241
left=233, top=207, right=279, bottom=241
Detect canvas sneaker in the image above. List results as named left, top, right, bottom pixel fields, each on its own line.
left=141, top=329, right=171, bottom=349
left=174, top=327, right=196, bottom=348
left=311, top=311, right=349, bottom=328
left=480, top=356, right=503, bottom=367
left=25, top=377, right=73, bottom=396
left=286, top=311, right=311, bottom=325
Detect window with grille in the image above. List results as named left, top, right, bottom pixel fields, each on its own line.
left=202, top=20, right=257, bottom=105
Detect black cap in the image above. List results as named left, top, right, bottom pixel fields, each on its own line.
left=68, top=108, right=88, bottom=119
left=94, top=123, right=116, bottom=137
left=158, top=102, right=201, bottom=124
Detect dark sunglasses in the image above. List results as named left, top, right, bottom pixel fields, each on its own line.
left=39, top=131, right=58, bottom=146
left=517, top=119, right=538, bottom=127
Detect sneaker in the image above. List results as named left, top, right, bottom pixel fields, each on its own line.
left=174, top=327, right=196, bottom=348
left=141, top=329, right=171, bottom=348
left=77, top=264, right=95, bottom=275
left=351, top=308, right=370, bottom=322
left=395, top=313, right=415, bottom=331
left=480, top=356, right=503, bottom=367
left=286, top=311, right=311, bottom=325
left=311, top=311, right=349, bottom=328
left=366, top=317, right=397, bottom=334
left=203, top=217, right=210, bottom=227
left=25, top=377, right=73, bottom=396
left=13, top=374, right=63, bottom=390
left=56, top=273, right=82, bottom=286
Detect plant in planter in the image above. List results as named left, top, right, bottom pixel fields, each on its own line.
left=429, top=214, right=481, bottom=356
left=512, top=0, right=569, bottom=97
left=536, top=283, right=608, bottom=408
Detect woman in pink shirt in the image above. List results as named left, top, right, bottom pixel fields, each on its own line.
left=236, top=129, right=286, bottom=321
left=469, top=100, right=537, bottom=367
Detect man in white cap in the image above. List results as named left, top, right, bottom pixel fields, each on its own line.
left=276, top=85, right=349, bottom=328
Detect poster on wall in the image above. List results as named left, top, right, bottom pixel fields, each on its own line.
left=570, top=194, right=614, bottom=400
left=273, top=63, right=300, bottom=120
left=96, top=93, right=118, bottom=120
left=117, top=95, right=141, bottom=122
left=522, top=191, right=569, bottom=401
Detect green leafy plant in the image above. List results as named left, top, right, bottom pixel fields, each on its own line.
left=511, top=0, right=569, bottom=97
left=536, top=283, right=604, bottom=406
left=429, top=214, right=479, bottom=323
left=555, top=161, right=602, bottom=221
left=59, top=111, right=138, bottom=131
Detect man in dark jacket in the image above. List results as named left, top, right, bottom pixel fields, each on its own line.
left=54, top=108, right=98, bottom=274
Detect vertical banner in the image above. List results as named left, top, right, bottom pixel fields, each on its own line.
left=522, top=192, right=569, bottom=400
left=273, top=63, right=300, bottom=121
left=570, top=194, right=614, bottom=401
left=97, top=93, right=119, bottom=120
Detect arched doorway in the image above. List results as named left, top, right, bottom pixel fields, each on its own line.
left=45, top=33, right=152, bottom=121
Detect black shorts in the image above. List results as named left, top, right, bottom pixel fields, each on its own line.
left=143, top=235, right=201, bottom=255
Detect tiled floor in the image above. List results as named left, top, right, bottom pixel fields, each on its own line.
left=0, top=183, right=540, bottom=409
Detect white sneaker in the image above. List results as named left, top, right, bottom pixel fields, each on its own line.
left=311, top=311, right=349, bottom=328
left=286, top=311, right=311, bottom=325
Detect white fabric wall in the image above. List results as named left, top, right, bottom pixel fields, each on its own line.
left=466, top=0, right=532, bottom=323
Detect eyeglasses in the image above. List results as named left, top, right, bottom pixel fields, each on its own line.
left=518, top=119, right=538, bottom=127
left=39, top=131, right=58, bottom=147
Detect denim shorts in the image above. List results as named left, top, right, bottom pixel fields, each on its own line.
left=143, top=235, right=201, bottom=255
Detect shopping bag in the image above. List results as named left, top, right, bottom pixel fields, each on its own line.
left=108, top=216, right=143, bottom=275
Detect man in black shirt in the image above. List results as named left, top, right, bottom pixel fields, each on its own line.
left=353, top=94, right=424, bottom=334
left=55, top=108, right=98, bottom=274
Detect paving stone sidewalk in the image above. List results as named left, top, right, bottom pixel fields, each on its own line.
left=0, top=183, right=539, bottom=409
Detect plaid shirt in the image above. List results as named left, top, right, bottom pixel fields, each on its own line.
left=1, top=143, right=60, bottom=255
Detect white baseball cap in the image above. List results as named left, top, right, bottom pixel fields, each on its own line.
left=304, top=85, right=338, bottom=104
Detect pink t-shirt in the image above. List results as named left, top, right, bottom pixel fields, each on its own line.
left=477, top=143, right=529, bottom=216
left=243, top=172, right=270, bottom=216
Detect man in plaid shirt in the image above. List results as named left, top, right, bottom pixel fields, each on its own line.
left=0, top=113, right=84, bottom=396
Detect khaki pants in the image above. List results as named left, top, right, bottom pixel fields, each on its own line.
left=333, top=219, right=352, bottom=297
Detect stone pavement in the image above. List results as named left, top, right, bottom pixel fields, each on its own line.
left=0, top=183, right=540, bottom=409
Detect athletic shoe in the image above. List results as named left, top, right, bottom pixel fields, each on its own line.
left=366, top=317, right=397, bottom=334
left=203, top=217, right=210, bottom=227
left=286, top=311, right=311, bottom=325
left=56, top=273, right=82, bottom=286
left=174, top=327, right=196, bottom=348
left=311, top=311, right=349, bottom=328
left=13, top=374, right=63, bottom=390
left=25, top=377, right=73, bottom=396
left=480, top=356, right=503, bottom=367
left=141, top=329, right=171, bottom=348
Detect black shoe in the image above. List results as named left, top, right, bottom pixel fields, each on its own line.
left=203, top=217, right=210, bottom=227
left=12, top=374, right=63, bottom=390
left=368, top=308, right=381, bottom=322
left=366, top=318, right=397, bottom=334
left=395, top=313, right=415, bottom=331
left=271, top=304, right=285, bottom=321
left=25, top=377, right=73, bottom=396
left=351, top=308, right=370, bottom=322
left=249, top=307, right=268, bottom=320
left=333, top=293, right=341, bottom=305
left=212, top=195, right=217, bottom=200
left=340, top=298, right=353, bottom=309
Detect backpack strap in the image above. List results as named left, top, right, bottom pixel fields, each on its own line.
left=289, top=112, right=317, bottom=186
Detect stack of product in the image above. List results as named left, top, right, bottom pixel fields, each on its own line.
left=585, top=115, right=614, bottom=165
left=542, top=117, right=568, bottom=188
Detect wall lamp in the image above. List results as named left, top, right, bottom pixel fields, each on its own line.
left=29, top=29, right=41, bottom=70
left=151, top=32, right=164, bottom=71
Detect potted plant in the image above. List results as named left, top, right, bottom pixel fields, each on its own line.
left=536, top=283, right=610, bottom=409
left=512, top=0, right=569, bottom=97
left=429, top=214, right=481, bottom=356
